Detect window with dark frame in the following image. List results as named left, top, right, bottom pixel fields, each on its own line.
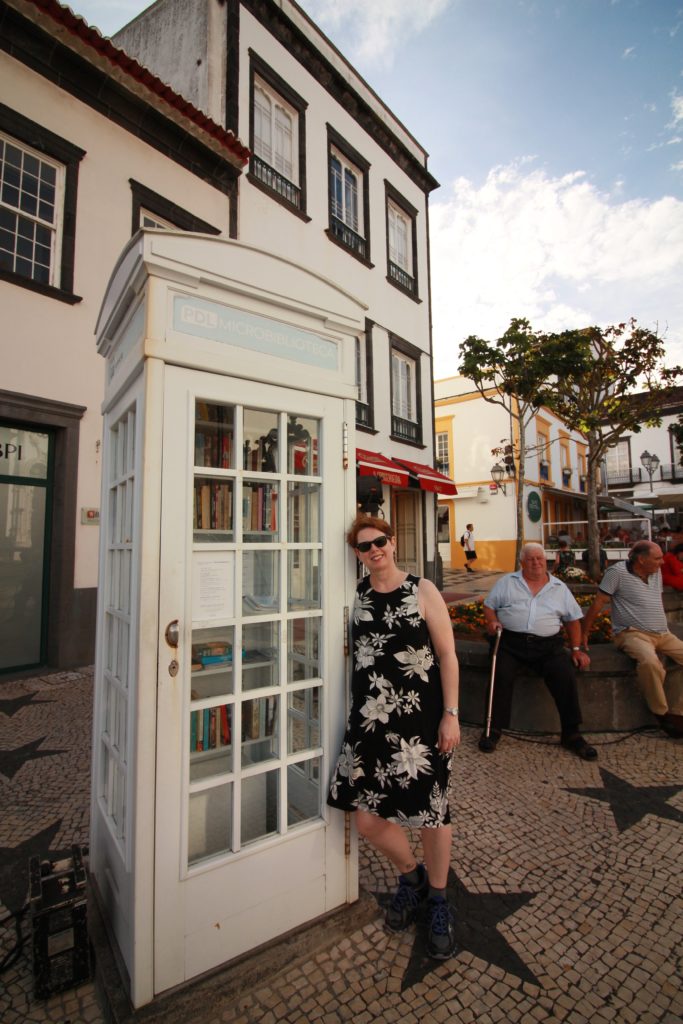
left=326, top=126, right=371, bottom=265
left=390, top=336, right=422, bottom=445
left=355, top=319, right=375, bottom=431
left=129, top=180, right=221, bottom=236
left=0, top=104, right=84, bottom=302
left=384, top=181, right=418, bottom=298
left=248, top=52, right=308, bottom=217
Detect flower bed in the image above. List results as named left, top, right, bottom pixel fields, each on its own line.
left=448, top=594, right=613, bottom=644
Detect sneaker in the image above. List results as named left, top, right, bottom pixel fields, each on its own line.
left=385, top=864, right=429, bottom=933
left=656, top=714, right=683, bottom=738
left=426, top=896, right=457, bottom=960
left=478, top=729, right=501, bottom=753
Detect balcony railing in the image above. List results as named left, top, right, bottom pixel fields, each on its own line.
left=605, top=468, right=643, bottom=486
left=251, top=156, right=301, bottom=208
left=659, top=462, right=683, bottom=483
left=391, top=415, right=420, bottom=444
left=388, top=260, right=416, bottom=295
left=329, top=215, right=367, bottom=259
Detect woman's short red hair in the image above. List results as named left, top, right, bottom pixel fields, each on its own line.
left=347, top=514, right=394, bottom=548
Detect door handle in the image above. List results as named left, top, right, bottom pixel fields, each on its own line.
left=165, top=619, right=180, bottom=649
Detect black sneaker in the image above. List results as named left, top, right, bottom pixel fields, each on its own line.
left=426, top=896, right=457, bottom=960
left=385, top=864, right=429, bottom=933
left=478, top=729, right=501, bottom=753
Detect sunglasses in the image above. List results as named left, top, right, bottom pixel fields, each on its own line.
left=356, top=535, right=389, bottom=553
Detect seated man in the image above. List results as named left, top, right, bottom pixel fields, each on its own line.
left=582, top=541, right=683, bottom=738
left=480, top=543, right=597, bottom=760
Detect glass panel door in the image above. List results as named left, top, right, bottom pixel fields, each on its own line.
left=155, top=368, right=351, bottom=992
left=0, top=424, right=52, bottom=672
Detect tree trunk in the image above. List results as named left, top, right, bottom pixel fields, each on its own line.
left=514, top=419, right=526, bottom=569
left=586, top=431, right=602, bottom=580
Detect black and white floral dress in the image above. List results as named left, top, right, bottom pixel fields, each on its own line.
left=327, top=574, right=452, bottom=827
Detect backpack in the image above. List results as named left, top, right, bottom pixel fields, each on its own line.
left=460, top=533, right=466, bottom=547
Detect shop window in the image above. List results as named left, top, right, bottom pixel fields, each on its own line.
left=248, top=54, right=307, bottom=215
left=326, top=127, right=370, bottom=264
left=385, top=182, right=418, bottom=298
left=0, top=105, right=84, bottom=301
left=437, top=505, right=450, bottom=543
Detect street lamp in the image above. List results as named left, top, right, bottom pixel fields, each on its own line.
left=491, top=462, right=507, bottom=495
left=640, top=450, right=660, bottom=492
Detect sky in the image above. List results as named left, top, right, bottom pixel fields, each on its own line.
left=75, top=0, right=683, bottom=380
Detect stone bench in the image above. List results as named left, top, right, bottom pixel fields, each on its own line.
left=454, top=637, right=674, bottom=733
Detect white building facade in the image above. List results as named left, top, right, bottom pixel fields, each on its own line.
left=0, top=0, right=449, bottom=678
left=0, top=0, right=248, bottom=675
left=114, top=0, right=453, bottom=582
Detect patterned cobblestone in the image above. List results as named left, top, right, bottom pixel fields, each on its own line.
left=1, top=665, right=682, bottom=1023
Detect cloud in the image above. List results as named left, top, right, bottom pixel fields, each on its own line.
left=671, top=92, right=683, bottom=126
left=622, top=46, right=635, bottom=58
left=300, top=0, right=452, bottom=68
left=429, top=160, right=683, bottom=378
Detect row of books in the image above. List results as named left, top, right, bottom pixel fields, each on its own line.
left=194, top=429, right=233, bottom=469
left=243, top=485, right=278, bottom=533
left=192, top=640, right=233, bottom=672
left=190, top=705, right=231, bottom=753
left=194, top=480, right=233, bottom=531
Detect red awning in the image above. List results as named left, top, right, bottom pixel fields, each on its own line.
left=356, top=448, right=410, bottom=487
left=394, top=458, right=457, bottom=496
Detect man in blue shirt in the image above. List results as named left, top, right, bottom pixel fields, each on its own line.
left=481, top=543, right=597, bottom=760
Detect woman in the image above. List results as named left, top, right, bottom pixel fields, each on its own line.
left=662, top=542, right=683, bottom=591
left=327, top=515, right=460, bottom=960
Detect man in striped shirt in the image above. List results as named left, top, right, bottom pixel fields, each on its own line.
left=581, top=541, right=683, bottom=738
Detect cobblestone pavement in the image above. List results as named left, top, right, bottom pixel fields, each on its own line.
left=2, top=664, right=682, bottom=1024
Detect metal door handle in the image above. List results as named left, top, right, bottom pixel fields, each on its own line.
left=165, top=619, right=180, bottom=649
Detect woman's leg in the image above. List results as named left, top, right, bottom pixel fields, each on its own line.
left=356, top=809, right=417, bottom=873
left=420, top=825, right=452, bottom=889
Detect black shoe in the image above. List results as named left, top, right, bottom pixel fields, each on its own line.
left=656, top=714, right=683, bottom=738
left=426, top=896, right=457, bottom=960
left=465, top=566, right=474, bottom=573
left=478, top=729, right=501, bottom=753
left=385, top=864, right=429, bottom=933
left=561, top=734, right=598, bottom=760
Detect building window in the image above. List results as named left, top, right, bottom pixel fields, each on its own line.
left=0, top=105, right=84, bottom=302
left=435, top=432, right=449, bottom=476
left=390, top=338, right=421, bottom=445
left=248, top=54, right=307, bottom=216
left=326, top=126, right=371, bottom=264
left=385, top=182, right=418, bottom=298
left=130, top=180, right=220, bottom=236
left=605, top=438, right=634, bottom=485
left=355, top=320, right=375, bottom=431
left=437, top=505, right=450, bottom=543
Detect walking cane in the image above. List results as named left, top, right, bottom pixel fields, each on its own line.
left=484, top=627, right=503, bottom=739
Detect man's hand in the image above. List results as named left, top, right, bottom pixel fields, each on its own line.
left=572, top=649, right=591, bottom=671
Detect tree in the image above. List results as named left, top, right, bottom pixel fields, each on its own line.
left=459, top=318, right=585, bottom=568
left=538, top=319, right=682, bottom=579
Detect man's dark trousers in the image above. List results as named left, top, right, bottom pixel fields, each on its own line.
left=486, top=629, right=582, bottom=733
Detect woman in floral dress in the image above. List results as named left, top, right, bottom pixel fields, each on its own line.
left=328, top=515, right=460, bottom=959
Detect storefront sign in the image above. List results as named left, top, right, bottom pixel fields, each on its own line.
left=0, top=426, right=49, bottom=479
left=527, top=490, right=542, bottom=523
left=173, top=296, right=339, bottom=371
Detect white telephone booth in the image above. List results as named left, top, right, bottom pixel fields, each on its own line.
left=90, top=231, right=363, bottom=1007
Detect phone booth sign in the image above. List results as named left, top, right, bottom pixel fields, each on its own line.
left=91, top=231, right=363, bottom=1007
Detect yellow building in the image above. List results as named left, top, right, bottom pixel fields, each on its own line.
left=434, top=376, right=589, bottom=571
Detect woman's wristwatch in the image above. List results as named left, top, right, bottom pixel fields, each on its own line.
left=444, top=706, right=459, bottom=717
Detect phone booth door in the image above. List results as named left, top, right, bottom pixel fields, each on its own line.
left=154, top=366, right=350, bottom=992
